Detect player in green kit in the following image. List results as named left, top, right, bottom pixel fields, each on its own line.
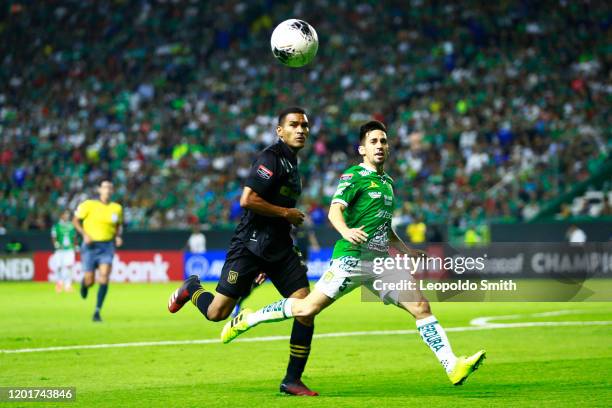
left=221, top=120, right=485, bottom=388
left=51, top=210, right=78, bottom=292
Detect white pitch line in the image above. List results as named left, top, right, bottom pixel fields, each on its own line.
left=470, top=309, right=583, bottom=326
left=1, top=320, right=611, bottom=354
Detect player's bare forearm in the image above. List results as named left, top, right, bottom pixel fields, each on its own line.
left=115, top=225, right=123, bottom=247
left=241, top=190, right=286, bottom=217
left=240, top=187, right=304, bottom=225
left=329, top=203, right=368, bottom=244
left=328, top=203, right=350, bottom=236
left=115, top=224, right=123, bottom=238
left=389, top=229, right=412, bottom=253
left=389, top=229, right=425, bottom=258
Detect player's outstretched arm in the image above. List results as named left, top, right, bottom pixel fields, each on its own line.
left=240, top=186, right=305, bottom=226
left=389, top=229, right=426, bottom=258
left=328, top=203, right=368, bottom=244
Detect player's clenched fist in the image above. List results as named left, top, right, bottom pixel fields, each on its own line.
left=284, top=208, right=306, bottom=226
left=341, top=225, right=368, bottom=245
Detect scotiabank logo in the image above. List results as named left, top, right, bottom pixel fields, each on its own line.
left=110, top=253, right=180, bottom=282
left=34, top=251, right=184, bottom=282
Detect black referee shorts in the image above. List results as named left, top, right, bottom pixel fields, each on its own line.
left=216, top=240, right=309, bottom=299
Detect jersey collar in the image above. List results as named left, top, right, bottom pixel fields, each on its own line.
left=277, top=139, right=298, bottom=162
left=96, top=199, right=112, bottom=205
left=359, top=162, right=385, bottom=176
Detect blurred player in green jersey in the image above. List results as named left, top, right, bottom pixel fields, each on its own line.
left=51, top=209, right=78, bottom=292
left=222, top=120, right=485, bottom=388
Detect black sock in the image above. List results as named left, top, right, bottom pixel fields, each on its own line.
left=191, top=288, right=214, bottom=320
left=80, top=279, right=89, bottom=299
left=284, top=319, right=314, bottom=382
left=96, top=284, right=108, bottom=312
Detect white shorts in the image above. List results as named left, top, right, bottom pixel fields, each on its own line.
left=53, top=249, right=76, bottom=268
left=314, top=256, right=422, bottom=305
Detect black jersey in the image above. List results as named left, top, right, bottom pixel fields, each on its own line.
left=234, top=140, right=302, bottom=262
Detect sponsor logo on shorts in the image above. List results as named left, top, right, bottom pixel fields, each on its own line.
left=339, top=256, right=360, bottom=270
left=323, top=270, right=334, bottom=282
left=227, top=270, right=239, bottom=284
left=257, top=165, right=273, bottom=180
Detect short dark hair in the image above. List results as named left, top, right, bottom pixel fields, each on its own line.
left=278, top=107, right=307, bottom=126
left=359, top=120, right=387, bottom=143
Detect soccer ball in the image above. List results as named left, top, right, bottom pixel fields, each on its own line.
left=270, top=19, right=318, bottom=68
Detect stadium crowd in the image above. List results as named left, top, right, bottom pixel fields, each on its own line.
left=0, top=0, right=609, bottom=231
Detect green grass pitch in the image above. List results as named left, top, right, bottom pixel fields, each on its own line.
left=0, top=281, right=611, bottom=407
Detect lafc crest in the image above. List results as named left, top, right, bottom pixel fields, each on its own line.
left=227, top=270, right=239, bottom=284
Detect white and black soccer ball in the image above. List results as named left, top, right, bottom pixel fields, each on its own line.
left=270, top=19, right=318, bottom=68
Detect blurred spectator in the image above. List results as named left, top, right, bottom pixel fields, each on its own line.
left=0, top=1, right=609, bottom=231
left=566, top=225, right=587, bottom=244
left=309, top=204, right=327, bottom=227
left=4, top=238, right=24, bottom=254
left=406, top=216, right=427, bottom=244
left=186, top=225, right=207, bottom=253
left=464, top=227, right=482, bottom=247
left=556, top=203, right=572, bottom=220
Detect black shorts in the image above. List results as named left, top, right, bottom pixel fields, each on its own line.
left=216, top=240, right=309, bottom=299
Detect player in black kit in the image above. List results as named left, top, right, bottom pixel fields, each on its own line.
left=168, top=107, right=318, bottom=396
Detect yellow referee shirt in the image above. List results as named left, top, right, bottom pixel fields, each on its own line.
left=75, top=200, right=123, bottom=242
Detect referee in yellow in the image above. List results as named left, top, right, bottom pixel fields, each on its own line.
left=73, top=179, right=123, bottom=322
